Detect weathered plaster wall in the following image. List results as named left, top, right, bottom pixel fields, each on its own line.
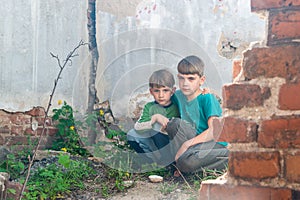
left=95, top=0, right=266, bottom=118
left=0, top=0, right=265, bottom=120
left=0, top=0, right=89, bottom=113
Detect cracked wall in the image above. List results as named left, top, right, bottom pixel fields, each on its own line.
left=0, top=0, right=265, bottom=121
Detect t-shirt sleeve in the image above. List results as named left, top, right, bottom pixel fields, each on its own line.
left=137, top=103, right=152, bottom=123
left=204, top=94, right=222, bottom=120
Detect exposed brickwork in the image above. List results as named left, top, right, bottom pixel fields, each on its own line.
left=251, top=0, right=300, bottom=11
left=222, top=83, right=271, bottom=110
left=0, top=107, right=57, bottom=149
left=229, top=151, right=280, bottom=179
left=24, top=106, right=46, bottom=116
left=5, top=136, right=39, bottom=146
left=278, top=82, right=300, bottom=110
left=213, top=117, right=257, bottom=143
left=268, top=9, right=300, bottom=45
left=210, top=9, right=300, bottom=191
left=243, top=45, right=300, bottom=81
left=259, top=116, right=300, bottom=148
left=10, top=125, right=25, bottom=135
left=199, top=181, right=293, bottom=200
left=285, top=151, right=300, bottom=183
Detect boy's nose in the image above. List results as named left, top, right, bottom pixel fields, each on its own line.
left=183, top=79, right=188, bottom=86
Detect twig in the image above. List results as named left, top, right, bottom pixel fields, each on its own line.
left=171, top=164, right=192, bottom=190
left=18, top=40, right=87, bottom=200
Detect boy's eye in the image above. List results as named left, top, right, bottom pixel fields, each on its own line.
left=153, top=89, right=160, bottom=93
left=163, top=89, right=170, bottom=92
left=188, top=77, right=196, bottom=81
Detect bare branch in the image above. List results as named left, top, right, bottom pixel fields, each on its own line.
left=18, top=40, right=87, bottom=200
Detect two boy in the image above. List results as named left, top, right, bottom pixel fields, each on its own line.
left=127, top=55, right=228, bottom=173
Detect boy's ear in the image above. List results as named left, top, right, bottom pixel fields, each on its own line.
left=172, top=87, right=176, bottom=93
left=200, top=76, right=206, bottom=85
left=149, top=88, right=153, bottom=95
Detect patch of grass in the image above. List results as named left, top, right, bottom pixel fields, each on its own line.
left=159, top=181, right=178, bottom=195
left=23, top=154, right=96, bottom=200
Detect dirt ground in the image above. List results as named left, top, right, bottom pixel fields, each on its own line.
left=108, top=180, right=198, bottom=200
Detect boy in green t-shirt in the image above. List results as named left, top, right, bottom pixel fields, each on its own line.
left=127, top=69, right=179, bottom=164
left=166, top=55, right=229, bottom=174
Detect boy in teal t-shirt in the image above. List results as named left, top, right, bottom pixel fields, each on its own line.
left=166, top=55, right=229, bottom=173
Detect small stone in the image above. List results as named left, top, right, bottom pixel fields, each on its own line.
left=148, top=175, right=163, bottom=183
left=123, top=180, right=134, bottom=187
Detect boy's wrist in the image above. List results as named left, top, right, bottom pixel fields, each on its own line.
left=151, top=114, right=157, bottom=124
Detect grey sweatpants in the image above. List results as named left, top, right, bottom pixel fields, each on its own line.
left=165, top=118, right=229, bottom=173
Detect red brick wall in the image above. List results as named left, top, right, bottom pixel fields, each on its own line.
left=0, top=107, right=57, bottom=151
left=201, top=0, right=300, bottom=199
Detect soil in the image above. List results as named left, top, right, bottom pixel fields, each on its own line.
left=62, top=158, right=199, bottom=200
left=108, top=180, right=198, bottom=200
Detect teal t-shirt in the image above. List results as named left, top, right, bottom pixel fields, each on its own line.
left=172, top=90, right=227, bottom=146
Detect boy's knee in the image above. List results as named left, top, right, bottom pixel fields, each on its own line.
left=165, top=118, right=181, bottom=138
left=126, top=130, right=134, bottom=141
left=176, top=159, right=197, bottom=173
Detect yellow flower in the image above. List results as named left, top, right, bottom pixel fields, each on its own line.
left=99, top=110, right=104, bottom=116
left=61, top=148, right=67, bottom=152
left=58, top=100, right=63, bottom=105
left=70, top=126, right=75, bottom=131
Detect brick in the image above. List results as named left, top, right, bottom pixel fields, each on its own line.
left=222, top=83, right=271, bottom=110
left=10, top=125, right=24, bottom=136
left=213, top=117, right=257, bottom=143
left=229, top=151, right=280, bottom=179
left=0, top=110, right=11, bottom=124
left=278, top=82, right=300, bottom=110
left=285, top=151, right=300, bottom=183
left=232, top=59, right=242, bottom=81
left=24, top=127, right=35, bottom=136
left=48, top=127, right=58, bottom=136
left=259, top=116, right=300, bottom=148
left=25, top=107, right=45, bottom=117
left=0, top=135, right=4, bottom=145
left=243, top=46, right=300, bottom=81
left=36, top=127, right=48, bottom=136
left=199, top=181, right=292, bottom=200
left=251, top=0, right=300, bottom=11
left=9, top=113, right=31, bottom=125
left=268, top=9, right=300, bottom=45
left=5, top=136, right=37, bottom=146
left=0, top=125, right=10, bottom=134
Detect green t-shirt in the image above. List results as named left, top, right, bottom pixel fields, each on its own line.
left=138, top=101, right=180, bottom=123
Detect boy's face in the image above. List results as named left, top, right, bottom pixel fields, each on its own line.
left=177, top=73, right=205, bottom=100
left=150, top=86, right=175, bottom=106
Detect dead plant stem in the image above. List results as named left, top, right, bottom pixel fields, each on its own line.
left=18, top=40, right=87, bottom=200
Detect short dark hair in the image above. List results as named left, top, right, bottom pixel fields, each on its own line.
left=177, top=55, right=204, bottom=77
left=149, top=69, right=175, bottom=88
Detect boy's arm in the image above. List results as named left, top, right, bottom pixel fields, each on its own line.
left=175, top=116, right=215, bottom=161
left=135, top=114, right=169, bottom=131
left=134, top=102, right=170, bottom=131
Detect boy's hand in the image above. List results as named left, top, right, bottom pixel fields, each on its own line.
left=201, top=87, right=210, bottom=94
left=151, top=114, right=169, bottom=130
